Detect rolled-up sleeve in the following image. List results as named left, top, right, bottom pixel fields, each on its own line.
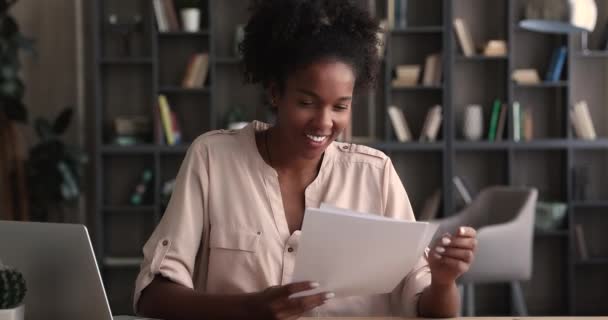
left=133, top=142, right=209, bottom=313
left=381, top=158, right=432, bottom=317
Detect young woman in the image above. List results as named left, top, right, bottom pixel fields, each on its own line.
left=135, top=1, right=477, bottom=319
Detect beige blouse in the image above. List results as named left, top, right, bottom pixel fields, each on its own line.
left=133, top=121, right=431, bottom=317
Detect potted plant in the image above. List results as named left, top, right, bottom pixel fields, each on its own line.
left=176, top=0, right=202, bottom=32
left=0, top=261, right=27, bottom=320
left=26, top=107, right=87, bottom=222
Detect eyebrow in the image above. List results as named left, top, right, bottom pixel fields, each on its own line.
left=296, top=88, right=352, bottom=102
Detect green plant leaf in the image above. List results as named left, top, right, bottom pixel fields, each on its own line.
left=34, top=118, right=53, bottom=139
left=53, top=107, right=73, bottom=135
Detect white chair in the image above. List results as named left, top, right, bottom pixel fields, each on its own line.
left=432, top=186, right=538, bottom=316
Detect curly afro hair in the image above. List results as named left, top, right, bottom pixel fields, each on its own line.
left=239, top=0, right=381, bottom=93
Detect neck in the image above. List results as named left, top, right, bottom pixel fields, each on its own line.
left=266, top=126, right=324, bottom=176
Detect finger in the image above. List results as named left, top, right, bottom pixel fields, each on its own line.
left=444, top=236, right=477, bottom=250
left=456, top=226, right=477, bottom=238
left=274, top=281, right=320, bottom=298
left=436, top=255, right=471, bottom=274
left=281, top=292, right=334, bottom=316
left=434, top=247, right=474, bottom=263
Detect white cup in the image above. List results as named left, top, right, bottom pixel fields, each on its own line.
left=181, top=8, right=201, bottom=32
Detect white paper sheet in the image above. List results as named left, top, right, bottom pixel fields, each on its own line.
left=290, top=204, right=438, bottom=298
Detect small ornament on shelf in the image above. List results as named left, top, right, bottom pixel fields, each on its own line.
left=106, top=13, right=143, bottom=57
left=462, top=104, right=484, bottom=141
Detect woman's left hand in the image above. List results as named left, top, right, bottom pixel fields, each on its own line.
left=428, top=226, right=477, bottom=286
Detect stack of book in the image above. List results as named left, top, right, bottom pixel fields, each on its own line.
left=387, top=0, right=409, bottom=29
left=486, top=99, right=508, bottom=142
left=154, top=94, right=183, bottom=146
left=511, top=102, right=534, bottom=142
left=388, top=105, right=442, bottom=142
left=113, top=115, right=152, bottom=146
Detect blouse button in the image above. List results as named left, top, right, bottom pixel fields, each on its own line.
left=287, top=247, right=294, bottom=253
left=342, top=145, right=349, bottom=150
left=162, top=240, right=168, bottom=246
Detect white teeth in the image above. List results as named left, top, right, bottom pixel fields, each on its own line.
left=306, top=134, right=327, bottom=142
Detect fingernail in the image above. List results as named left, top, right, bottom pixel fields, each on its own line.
left=436, top=246, right=445, bottom=253
left=310, top=282, right=320, bottom=288
left=324, top=292, right=335, bottom=300
left=442, top=237, right=451, bottom=246
left=434, top=253, right=442, bottom=260
left=460, top=227, right=466, bottom=235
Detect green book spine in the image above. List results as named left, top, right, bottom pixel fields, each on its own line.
left=488, top=99, right=501, bottom=141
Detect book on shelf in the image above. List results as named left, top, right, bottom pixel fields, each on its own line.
left=545, top=46, right=567, bottom=82
left=453, top=18, right=475, bottom=57
left=419, top=105, right=442, bottom=142
left=495, top=103, right=507, bottom=141
left=182, top=53, right=209, bottom=88
left=387, top=0, right=395, bottom=29
left=422, top=53, right=442, bottom=86
left=570, top=100, right=597, bottom=140
left=387, top=105, right=412, bottom=142
left=574, top=224, right=589, bottom=261
left=153, top=100, right=166, bottom=145
left=512, top=69, right=541, bottom=85
left=153, top=0, right=169, bottom=32
left=512, top=101, right=521, bottom=142
left=418, top=189, right=441, bottom=221
left=522, top=108, right=533, bottom=141
left=157, top=94, right=182, bottom=146
left=487, top=99, right=501, bottom=141
left=394, top=0, right=408, bottom=29
left=452, top=176, right=472, bottom=206
left=113, top=115, right=152, bottom=146
left=162, top=0, right=180, bottom=32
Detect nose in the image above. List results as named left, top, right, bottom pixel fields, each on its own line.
left=312, top=106, right=333, bottom=131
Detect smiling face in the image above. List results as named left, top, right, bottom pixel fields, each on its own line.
left=271, top=59, right=355, bottom=161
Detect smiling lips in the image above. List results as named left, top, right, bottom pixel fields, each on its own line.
left=306, top=133, right=330, bottom=144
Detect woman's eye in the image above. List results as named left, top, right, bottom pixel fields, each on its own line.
left=299, top=101, right=314, bottom=106
left=335, top=105, right=349, bottom=110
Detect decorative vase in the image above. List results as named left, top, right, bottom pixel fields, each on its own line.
left=462, top=104, right=484, bottom=141
left=0, top=304, right=25, bottom=320
left=180, top=8, right=201, bottom=32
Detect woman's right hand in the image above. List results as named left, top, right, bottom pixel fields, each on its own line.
left=250, top=281, right=334, bottom=320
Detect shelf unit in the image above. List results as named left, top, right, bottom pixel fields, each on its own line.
left=92, top=0, right=608, bottom=315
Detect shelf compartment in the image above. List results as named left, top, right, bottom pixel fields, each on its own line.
left=391, top=152, right=443, bottom=217
left=512, top=150, right=567, bottom=202
left=572, top=150, right=608, bottom=202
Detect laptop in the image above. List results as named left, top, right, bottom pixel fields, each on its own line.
left=0, top=221, right=153, bottom=320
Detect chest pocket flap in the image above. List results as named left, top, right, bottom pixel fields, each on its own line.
left=209, top=226, right=260, bottom=252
